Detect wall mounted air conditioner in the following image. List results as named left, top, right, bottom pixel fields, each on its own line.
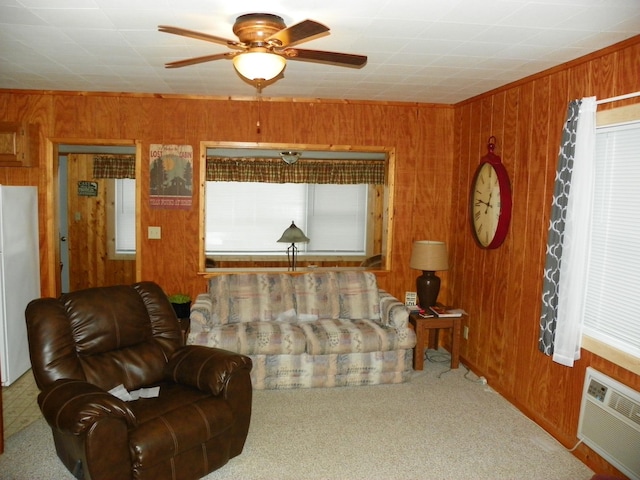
left=578, top=367, right=640, bottom=480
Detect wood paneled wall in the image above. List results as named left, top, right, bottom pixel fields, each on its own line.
left=451, top=36, right=640, bottom=476
left=0, top=92, right=454, bottom=301
left=0, top=34, right=638, bottom=474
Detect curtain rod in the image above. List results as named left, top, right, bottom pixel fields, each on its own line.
left=596, top=91, right=640, bottom=105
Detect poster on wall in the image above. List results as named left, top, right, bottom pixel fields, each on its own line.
left=149, top=144, right=193, bottom=210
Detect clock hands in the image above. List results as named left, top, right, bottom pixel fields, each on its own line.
left=475, top=192, right=495, bottom=214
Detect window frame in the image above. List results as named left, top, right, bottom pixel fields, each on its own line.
left=581, top=102, right=640, bottom=375
left=198, top=141, right=395, bottom=272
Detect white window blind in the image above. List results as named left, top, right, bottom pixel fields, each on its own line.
left=115, top=178, right=136, bottom=253
left=582, top=121, right=640, bottom=359
left=205, top=181, right=367, bottom=255
left=305, top=183, right=366, bottom=252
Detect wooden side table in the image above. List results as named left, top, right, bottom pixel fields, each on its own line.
left=409, top=312, right=461, bottom=370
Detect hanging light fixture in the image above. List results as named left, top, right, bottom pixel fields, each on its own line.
left=280, top=151, right=301, bottom=165
left=276, top=221, right=309, bottom=271
left=232, top=50, right=286, bottom=82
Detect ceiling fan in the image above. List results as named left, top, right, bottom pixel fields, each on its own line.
left=158, top=13, right=367, bottom=89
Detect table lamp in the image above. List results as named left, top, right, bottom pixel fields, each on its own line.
left=277, top=221, right=309, bottom=271
left=409, top=240, right=449, bottom=308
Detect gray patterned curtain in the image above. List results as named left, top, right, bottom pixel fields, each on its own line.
left=538, top=99, right=582, bottom=355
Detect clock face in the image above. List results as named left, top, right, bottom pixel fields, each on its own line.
left=470, top=161, right=512, bottom=249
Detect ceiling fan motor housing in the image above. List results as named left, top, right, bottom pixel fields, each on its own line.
left=232, top=13, right=286, bottom=45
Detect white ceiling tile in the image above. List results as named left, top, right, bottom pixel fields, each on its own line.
left=17, top=0, right=100, bottom=7
left=499, top=3, right=583, bottom=28
left=471, top=25, right=546, bottom=44
left=421, top=22, right=489, bottom=41
left=30, top=7, right=115, bottom=29
left=557, top=4, right=640, bottom=31
left=0, top=5, right=47, bottom=25
left=1, top=0, right=639, bottom=103
left=439, top=0, right=523, bottom=25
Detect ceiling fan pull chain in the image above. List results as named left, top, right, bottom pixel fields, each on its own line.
left=256, top=84, right=263, bottom=134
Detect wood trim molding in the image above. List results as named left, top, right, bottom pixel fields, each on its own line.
left=582, top=335, right=640, bottom=376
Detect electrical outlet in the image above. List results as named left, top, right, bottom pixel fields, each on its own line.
left=463, top=325, right=469, bottom=340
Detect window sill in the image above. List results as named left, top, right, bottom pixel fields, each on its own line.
left=199, top=266, right=389, bottom=277
left=582, top=335, right=640, bottom=375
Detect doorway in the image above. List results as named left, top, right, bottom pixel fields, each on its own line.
left=57, top=144, right=138, bottom=293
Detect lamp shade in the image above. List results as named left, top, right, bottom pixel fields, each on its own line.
left=409, top=241, right=449, bottom=272
left=277, top=221, right=309, bottom=244
left=233, top=51, right=286, bottom=81
left=410, top=241, right=449, bottom=308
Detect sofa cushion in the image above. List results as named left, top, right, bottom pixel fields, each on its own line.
left=301, top=319, right=393, bottom=355
left=249, top=350, right=414, bottom=389
left=293, top=271, right=340, bottom=320
left=191, top=321, right=307, bottom=355
left=226, top=274, right=296, bottom=323
left=336, top=271, right=381, bottom=320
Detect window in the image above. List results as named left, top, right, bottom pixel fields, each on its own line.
left=201, top=144, right=393, bottom=268
left=582, top=105, right=640, bottom=362
left=205, top=181, right=367, bottom=256
left=108, top=178, right=135, bottom=257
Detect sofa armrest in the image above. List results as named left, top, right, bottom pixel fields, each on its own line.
left=38, top=378, right=137, bottom=435
left=378, top=289, right=410, bottom=329
left=189, top=292, right=216, bottom=333
left=165, top=345, right=252, bottom=396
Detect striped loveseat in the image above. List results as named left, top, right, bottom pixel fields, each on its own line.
left=188, top=271, right=416, bottom=389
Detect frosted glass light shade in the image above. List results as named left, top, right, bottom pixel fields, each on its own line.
left=233, top=52, right=286, bottom=81
left=277, top=221, right=309, bottom=244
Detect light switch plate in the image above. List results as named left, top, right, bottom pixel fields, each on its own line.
left=148, top=226, right=161, bottom=239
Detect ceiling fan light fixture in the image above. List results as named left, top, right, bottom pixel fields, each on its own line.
left=233, top=51, right=286, bottom=81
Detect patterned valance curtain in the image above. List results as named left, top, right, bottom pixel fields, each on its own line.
left=206, top=157, right=385, bottom=184
left=539, top=97, right=596, bottom=367
left=93, top=155, right=136, bottom=179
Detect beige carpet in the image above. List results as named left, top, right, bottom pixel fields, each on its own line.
left=0, top=355, right=594, bottom=480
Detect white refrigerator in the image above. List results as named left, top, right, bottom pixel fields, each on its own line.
left=0, top=185, right=41, bottom=386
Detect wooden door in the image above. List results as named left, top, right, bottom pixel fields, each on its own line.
left=66, top=154, right=135, bottom=290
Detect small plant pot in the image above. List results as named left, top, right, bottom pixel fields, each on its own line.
left=171, top=301, right=191, bottom=319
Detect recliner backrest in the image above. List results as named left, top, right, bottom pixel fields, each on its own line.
left=26, top=282, right=182, bottom=392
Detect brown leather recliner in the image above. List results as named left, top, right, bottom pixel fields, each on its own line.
left=25, top=281, right=253, bottom=480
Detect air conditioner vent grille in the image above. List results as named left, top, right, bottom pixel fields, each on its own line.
left=609, top=391, right=640, bottom=426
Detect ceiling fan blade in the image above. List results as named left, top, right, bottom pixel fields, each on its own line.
left=158, top=25, right=243, bottom=48
left=283, top=48, right=367, bottom=68
left=266, top=19, right=329, bottom=47
left=165, top=52, right=235, bottom=69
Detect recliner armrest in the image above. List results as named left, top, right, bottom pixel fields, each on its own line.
left=38, top=378, right=137, bottom=435
left=165, top=345, right=252, bottom=395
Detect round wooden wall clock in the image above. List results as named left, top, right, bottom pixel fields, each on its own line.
left=469, top=137, right=512, bottom=249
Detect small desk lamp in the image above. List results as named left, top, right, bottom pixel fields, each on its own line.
left=409, top=240, right=449, bottom=308
left=277, top=221, right=309, bottom=271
